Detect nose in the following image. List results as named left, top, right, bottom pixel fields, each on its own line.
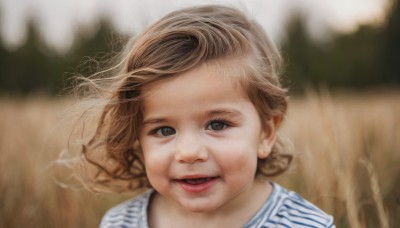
left=174, top=131, right=208, bottom=164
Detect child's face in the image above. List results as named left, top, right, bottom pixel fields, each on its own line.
left=139, top=62, right=277, bottom=213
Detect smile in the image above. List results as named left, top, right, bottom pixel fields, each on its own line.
left=174, top=176, right=219, bottom=193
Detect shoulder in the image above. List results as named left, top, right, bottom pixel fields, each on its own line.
left=100, top=190, right=153, bottom=228
left=259, top=183, right=335, bottom=228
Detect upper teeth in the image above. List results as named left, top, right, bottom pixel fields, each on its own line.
left=184, top=178, right=210, bottom=185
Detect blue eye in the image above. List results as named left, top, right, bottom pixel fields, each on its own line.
left=207, top=120, right=228, bottom=131
left=155, top=127, right=176, bottom=136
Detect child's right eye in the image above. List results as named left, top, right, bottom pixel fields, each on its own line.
left=154, top=127, right=176, bottom=136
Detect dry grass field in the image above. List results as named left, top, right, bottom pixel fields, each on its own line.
left=0, top=90, right=399, bottom=228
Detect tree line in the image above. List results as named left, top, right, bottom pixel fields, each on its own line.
left=0, top=0, right=399, bottom=95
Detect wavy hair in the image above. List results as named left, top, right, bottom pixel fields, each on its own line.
left=75, top=5, right=292, bottom=192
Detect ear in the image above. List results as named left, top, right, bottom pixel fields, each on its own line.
left=257, top=115, right=282, bottom=159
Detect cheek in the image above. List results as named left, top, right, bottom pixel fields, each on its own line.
left=141, top=141, right=169, bottom=178
left=215, top=141, right=258, bottom=174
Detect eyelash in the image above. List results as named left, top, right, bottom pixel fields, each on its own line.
left=148, top=118, right=233, bottom=137
left=150, top=126, right=175, bottom=136
left=206, top=118, right=232, bottom=131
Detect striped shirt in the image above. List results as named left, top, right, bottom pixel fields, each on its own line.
left=100, top=182, right=335, bottom=228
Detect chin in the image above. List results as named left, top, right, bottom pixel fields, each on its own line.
left=180, top=202, right=219, bottom=213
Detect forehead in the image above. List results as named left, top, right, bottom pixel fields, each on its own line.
left=140, top=60, right=252, bottom=115
left=141, top=57, right=250, bottom=98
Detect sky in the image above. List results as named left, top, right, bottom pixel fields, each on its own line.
left=0, top=0, right=391, bottom=53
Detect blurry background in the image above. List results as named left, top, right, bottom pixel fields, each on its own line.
left=0, top=0, right=399, bottom=227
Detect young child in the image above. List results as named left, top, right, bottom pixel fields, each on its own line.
left=78, top=5, right=335, bottom=228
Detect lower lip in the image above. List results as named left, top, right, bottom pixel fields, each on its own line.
left=176, top=177, right=218, bottom=193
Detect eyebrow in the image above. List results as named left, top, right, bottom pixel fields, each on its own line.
left=142, top=118, right=168, bottom=127
left=206, top=108, right=243, bottom=119
left=141, top=108, right=244, bottom=127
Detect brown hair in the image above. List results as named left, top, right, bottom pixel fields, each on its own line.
left=76, top=5, right=292, bottom=193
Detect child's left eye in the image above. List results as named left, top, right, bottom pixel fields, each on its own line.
left=206, top=120, right=229, bottom=131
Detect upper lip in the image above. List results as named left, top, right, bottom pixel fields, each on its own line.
left=175, top=174, right=217, bottom=180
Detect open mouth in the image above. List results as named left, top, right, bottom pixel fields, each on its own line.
left=177, top=177, right=218, bottom=185
left=174, top=176, right=219, bottom=193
